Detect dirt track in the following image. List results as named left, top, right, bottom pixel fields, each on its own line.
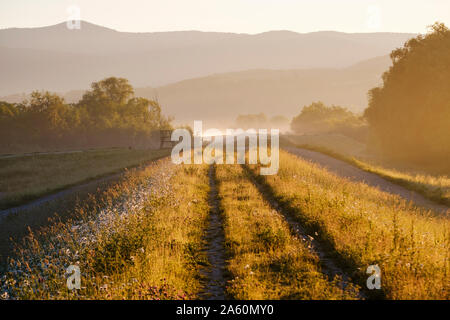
left=199, top=165, right=226, bottom=299
left=285, top=147, right=449, bottom=215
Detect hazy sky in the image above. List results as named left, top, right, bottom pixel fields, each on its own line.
left=1, top=0, right=449, bottom=33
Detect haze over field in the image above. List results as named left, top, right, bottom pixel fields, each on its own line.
left=1, top=1, right=449, bottom=302
left=0, top=21, right=405, bottom=126
left=0, top=21, right=412, bottom=98
left=2, top=55, right=391, bottom=126
left=137, top=55, right=391, bottom=126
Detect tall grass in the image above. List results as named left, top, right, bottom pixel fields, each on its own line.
left=215, top=164, right=359, bottom=299
left=283, top=135, right=450, bottom=206
left=249, top=150, right=449, bottom=299
left=1, top=159, right=211, bottom=299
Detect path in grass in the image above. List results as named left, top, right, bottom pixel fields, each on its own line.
left=1, top=160, right=214, bottom=299
left=199, top=165, right=226, bottom=299
left=0, top=150, right=169, bottom=218
left=285, top=147, right=449, bottom=215
left=216, top=164, right=360, bottom=299
left=242, top=164, right=367, bottom=299
left=0, top=149, right=169, bottom=211
left=252, top=150, right=449, bottom=299
left=0, top=171, right=123, bottom=222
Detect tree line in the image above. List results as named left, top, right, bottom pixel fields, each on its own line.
left=365, top=22, right=450, bottom=167
left=0, top=77, right=172, bottom=153
left=290, top=23, right=449, bottom=168
left=290, top=101, right=367, bottom=142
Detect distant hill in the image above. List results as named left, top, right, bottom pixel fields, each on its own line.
left=136, top=55, right=392, bottom=127
left=1, top=55, right=391, bottom=126
left=0, top=21, right=414, bottom=96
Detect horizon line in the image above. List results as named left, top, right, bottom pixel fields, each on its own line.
left=0, top=19, right=422, bottom=35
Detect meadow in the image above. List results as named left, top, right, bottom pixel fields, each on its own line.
left=215, top=164, right=359, bottom=299
left=1, top=159, right=211, bottom=299
left=0, top=148, right=169, bottom=210
left=248, top=150, right=449, bottom=299
left=282, top=134, right=450, bottom=206
left=0, top=149, right=448, bottom=300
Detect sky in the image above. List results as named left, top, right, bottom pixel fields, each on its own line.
left=0, top=0, right=449, bottom=34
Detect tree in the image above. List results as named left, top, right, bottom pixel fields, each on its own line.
left=291, top=101, right=364, bottom=135
left=81, top=77, right=134, bottom=106
left=1, top=77, right=173, bottom=152
left=16, top=91, right=70, bottom=145
left=364, top=23, right=450, bottom=165
left=78, top=77, right=134, bottom=131
left=0, top=101, right=19, bottom=152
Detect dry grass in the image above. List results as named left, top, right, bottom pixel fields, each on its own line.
left=2, top=147, right=448, bottom=300
left=351, top=158, right=450, bottom=206
left=249, top=150, right=449, bottom=299
left=302, top=144, right=449, bottom=206
left=215, top=164, right=359, bottom=300
left=1, top=159, right=211, bottom=299
left=282, top=135, right=450, bottom=206
left=0, top=148, right=169, bottom=209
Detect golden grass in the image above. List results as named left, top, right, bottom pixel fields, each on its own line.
left=0, top=148, right=169, bottom=209
left=296, top=143, right=450, bottom=206
left=1, top=159, right=211, bottom=299
left=2, top=147, right=448, bottom=300
left=249, top=150, right=449, bottom=299
left=351, top=158, right=450, bottom=206
left=215, top=164, right=359, bottom=300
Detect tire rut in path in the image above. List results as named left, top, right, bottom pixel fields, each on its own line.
left=199, top=165, right=226, bottom=300
left=242, top=165, right=371, bottom=299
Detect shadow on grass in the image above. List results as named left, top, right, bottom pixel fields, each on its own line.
left=242, top=164, right=386, bottom=300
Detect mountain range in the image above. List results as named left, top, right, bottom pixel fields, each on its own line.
left=0, top=21, right=415, bottom=124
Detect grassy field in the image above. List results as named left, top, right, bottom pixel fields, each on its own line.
left=282, top=134, right=450, bottom=206
left=248, top=150, right=449, bottom=299
left=215, top=164, right=359, bottom=299
left=1, top=159, right=213, bottom=299
left=0, top=148, right=169, bottom=210
left=1, top=149, right=448, bottom=300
